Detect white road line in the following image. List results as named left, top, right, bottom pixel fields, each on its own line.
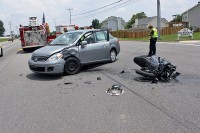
left=158, top=42, right=200, bottom=47
left=175, top=43, right=200, bottom=47
left=180, top=41, right=200, bottom=43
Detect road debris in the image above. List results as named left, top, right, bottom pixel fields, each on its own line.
left=64, top=82, right=73, bottom=85
left=120, top=70, right=125, bottom=73
left=106, top=85, right=124, bottom=96
left=84, top=81, right=91, bottom=84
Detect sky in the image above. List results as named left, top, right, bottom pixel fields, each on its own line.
left=0, top=0, right=199, bottom=35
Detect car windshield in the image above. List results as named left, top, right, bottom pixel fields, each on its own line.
left=50, top=32, right=83, bottom=46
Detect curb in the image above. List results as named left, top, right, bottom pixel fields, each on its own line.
left=179, top=40, right=200, bottom=43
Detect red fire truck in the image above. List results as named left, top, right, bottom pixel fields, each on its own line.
left=19, top=17, right=56, bottom=51
left=55, top=25, right=79, bottom=37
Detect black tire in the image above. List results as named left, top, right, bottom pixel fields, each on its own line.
left=23, top=48, right=27, bottom=52
left=64, top=57, right=81, bottom=75
left=0, top=48, right=3, bottom=57
left=110, top=49, right=117, bottom=62
left=135, top=69, right=155, bottom=78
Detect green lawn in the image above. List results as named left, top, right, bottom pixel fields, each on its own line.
left=0, top=38, right=8, bottom=42
left=120, top=32, right=200, bottom=42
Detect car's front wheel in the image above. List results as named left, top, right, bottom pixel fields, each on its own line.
left=64, top=57, right=81, bottom=75
left=110, top=49, right=116, bottom=62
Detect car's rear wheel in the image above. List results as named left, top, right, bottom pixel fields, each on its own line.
left=110, top=49, right=116, bottom=62
left=64, top=57, right=81, bottom=75
left=0, top=48, right=3, bottom=57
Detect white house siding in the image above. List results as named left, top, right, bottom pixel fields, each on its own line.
left=102, top=16, right=125, bottom=31
left=148, top=18, right=169, bottom=28
left=182, top=12, right=189, bottom=22
left=188, top=5, right=200, bottom=28
left=182, top=3, right=200, bottom=28
left=117, top=17, right=125, bottom=30
left=109, top=17, right=118, bottom=31
left=133, top=17, right=169, bottom=29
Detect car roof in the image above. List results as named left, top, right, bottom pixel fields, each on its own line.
left=67, top=29, right=105, bottom=34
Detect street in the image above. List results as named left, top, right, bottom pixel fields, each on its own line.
left=0, top=40, right=200, bottom=133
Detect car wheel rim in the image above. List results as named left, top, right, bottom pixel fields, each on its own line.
left=68, top=62, right=77, bottom=71
left=111, top=51, right=116, bottom=61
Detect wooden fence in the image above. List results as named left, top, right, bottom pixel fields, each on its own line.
left=110, top=27, right=183, bottom=38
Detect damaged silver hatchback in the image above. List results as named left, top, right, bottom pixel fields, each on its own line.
left=28, top=29, right=120, bottom=75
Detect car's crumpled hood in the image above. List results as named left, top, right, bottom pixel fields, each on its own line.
left=32, top=45, right=68, bottom=57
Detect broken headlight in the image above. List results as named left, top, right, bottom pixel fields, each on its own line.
left=46, top=53, right=63, bottom=62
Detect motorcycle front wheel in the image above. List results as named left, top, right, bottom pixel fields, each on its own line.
left=135, top=69, right=156, bottom=78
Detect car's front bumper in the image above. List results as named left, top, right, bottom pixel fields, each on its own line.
left=28, top=59, right=65, bottom=74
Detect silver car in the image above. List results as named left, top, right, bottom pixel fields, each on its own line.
left=28, top=29, right=120, bottom=75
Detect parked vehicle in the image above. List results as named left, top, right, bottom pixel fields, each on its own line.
left=55, top=25, right=78, bottom=37
left=19, top=17, right=56, bottom=51
left=28, top=29, right=120, bottom=75
left=8, top=37, right=14, bottom=42
left=0, top=44, right=3, bottom=57
left=134, top=55, right=180, bottom=82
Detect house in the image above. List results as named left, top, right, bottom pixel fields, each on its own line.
left=101, top=16, right=126, bottom=31
left=182, top=2, right=200, bottom=29
left=132, top=16, right=169, bottom=29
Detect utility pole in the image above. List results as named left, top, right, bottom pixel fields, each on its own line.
left=8, top=21, right=12, bottom=37
left=54, top=18, right=57, bottom=31
left=157, top=0, right=161, bottom=40
left=66, top=8, right=73, bottom=25
left=16, top=26, right=19, bottom=38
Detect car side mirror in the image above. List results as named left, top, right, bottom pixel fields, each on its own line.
left=80, top=41, right=87, bottom=48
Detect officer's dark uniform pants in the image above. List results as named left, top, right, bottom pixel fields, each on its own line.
left=148, top=38, right=157, bottom=56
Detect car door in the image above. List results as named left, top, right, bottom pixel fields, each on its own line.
left=94, top=31, right=110, bottom=60
left=79, top=31, right=110, bottom=63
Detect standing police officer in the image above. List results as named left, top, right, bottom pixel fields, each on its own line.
left=148, top=25, right=158, bottom=56
left=0, top=44, right=3, bottom=57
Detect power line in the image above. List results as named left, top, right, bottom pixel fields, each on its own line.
left=72, top=0, right=142, bottom=20
left=72, top=0, right=123, bottom=16
left=57, top=0, right=141, bottom=24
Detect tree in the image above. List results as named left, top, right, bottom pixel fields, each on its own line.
left=125, top=12, right=147, bottom=29
left=171, top=14, right=182, bottom=22
left=0, top=20, right=5, bottom=37
left=92, top=19, right=100, bottom=29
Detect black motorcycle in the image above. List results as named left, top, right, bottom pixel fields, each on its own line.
left=134, top=55, right=180, bottom=82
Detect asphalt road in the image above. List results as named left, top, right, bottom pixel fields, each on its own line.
left=0, top=40, right=200, bottom=133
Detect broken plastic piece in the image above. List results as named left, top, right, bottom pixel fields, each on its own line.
left=106, top=85, right=124, bottom=96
